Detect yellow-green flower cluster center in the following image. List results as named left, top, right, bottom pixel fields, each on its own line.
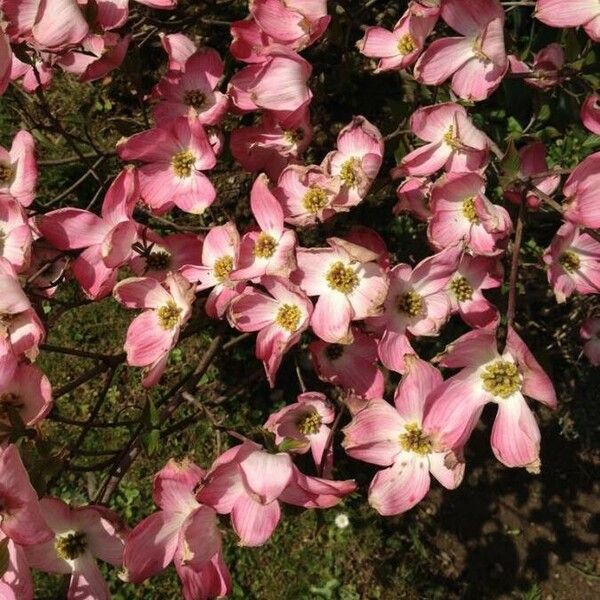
left=399, top=422, right=431, bottom=455
left=481, top=360, right=521, bottom=398
left=183, top=89, right=207, bottom=110
left=397, top=34, right=416, bottom=56
left=302, top=187, right=328, bottom=214
left=462, top=197, right=479, bottom=224
left=213, top=255, right=233, bottom=282
left=326, top=261, right=359, bottom=294
left=55, top=531, right=87, bottom=561
left=397, top=290, right=423, bottom=317
left=275, top=304, right=302, bottom=332
left=559, top=250, right=580, bottom=273
left=450, top=276, right=474, bottom=302
left=171, top=150, right=196, bottom=178
left=253, top=232, right=278, bottom=259
left=340, top=158, right=360, bottom=188
left=157, top=300, right=183, bottom=330
left=297, top=411, right=322, bottom=435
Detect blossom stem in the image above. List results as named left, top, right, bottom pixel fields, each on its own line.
left=506, top=201, right=525, bottom=333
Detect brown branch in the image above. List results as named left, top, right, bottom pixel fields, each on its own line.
left=507, top=201, right=526, bottom=332
left=318, top=403, right=347, bottom=477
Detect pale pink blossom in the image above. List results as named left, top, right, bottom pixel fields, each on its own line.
left=265, top=391, right=335, bottom=473
left=394, top=103, right=490, bottom=177
left=180, top=222, right=244, bottom=319
left=562, top=152, right=600, bottom=228
left=535, top=0, right=600, bottom=42
left=543, top=221, right=600, bottom=303
left=424, top=328, right=557, bottom=471
left=25, top=498, right=125, bottom=600
left=580, top=317, right=600, bottom=366
left=230, top=19, right=276, bottom=64
left=117, top=117, right=217, bottom=214
left=393, top=177, right=432, bottom=222
left=581, top=94, right=600, bottom=135
left=228, top=275, right=312, bottom=385
left=368, top=246, right=458, bottom=373
left=0, top=130, right=37, bottom=207
left=343, top=357, right=464, bottom=515
left=159, top=32, right=197, bottom=72
left=230, top=175, right=297, bottom=281
left=123, top=459, right=230, bottom=600
left=321, top=116, right=384, bottom=207
left=113, top=273, right=195, bottom=387
left=295, top=238, right=389, bottom=343
left=0, top=532, right=33, bottom=600
left=0, top=195, right=32, bottom=272
left=429, top=172, right=512, bottom=255
left=309, top=328, right=385, bottom=400
left=39, top=168, right=140, bottom=299
left=0, top=30, right=11, bottom=95
left=415, top=0, right=508, bottom=101
left=508, top=43, right=565, bottom=90
left=0, top=444, right=52, bottom=545
left=10, top=51, right=54, bottom=93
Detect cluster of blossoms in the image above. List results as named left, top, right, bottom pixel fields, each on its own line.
left=0, top=0, right=598, bottom=597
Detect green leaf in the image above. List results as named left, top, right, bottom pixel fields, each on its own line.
left=142, top=397, right=159, bottom=429
left=142, top=429, right=160, bottom=457
left=278, top=438, right=307, bottom=453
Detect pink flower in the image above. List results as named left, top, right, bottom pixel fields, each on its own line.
left=535, top=0, right=600, bottom=42
left=230, top=175, right=297, bottom=281
left=230, top=107, right=312, bottom=179
left=0, top=259, right=44, bottom=360
left=504, top=142, right=560, bottom=210
left=0, top=131, right=37, bottom=207
left=251, top=0, right=331, bottom=50
left=0, top=30, right=11, bottom=96
left=321, top=116, right=384, bottom=207
left=343, top=357, right=464, bottom=516
left=159, top=32, right=198, bottom=72
left=24, top=498, right=125, bottom=600
left=393, top=177, right=432, bottom=222
left=56, top=32, right=131, bottom=83
left=309, top=328, right=385, bottom=400
left=358, top=4, right=438, bottom=71
left=0, top=363, right=52, bottom=432
left=0, top=444, right=52, bottom=545
left=295, top=238, right=389, bottom=343
left=429, top=172, right=512, bottom=255
left=368, top=246, right=458, bottom=373
left=129, top=230, right=204, bottom=282
left=580, top=317, right=600, bottom=366
left=415, top=0, right=508, bottom=100
left=113, top=273, right=195, bottom=387
left=543, top=221, right=600, bottom=303
left=0, top=532, right=33, bottom=599
left=39, top=168, right=139, bottom=299
left=123, top=459, right=230, bottom=600
left=228, top=48, right=312, bottom=113
left=264, top=391, right=335, bottom=473
left=10, top=51, right=54, bottom=93
left=180, top=222, right=244, bottom=319
left=445, top=254, right=502, bottom=329
left=153, top=49, right=229, bottom=125
left=394, top=103, right=490, bottom=177
left=0, top=195, right=32, bottom=272
left=424, top=328, right=557, bottom=471
left=228, top=275, right=312, bottom=385
left=508, top=43, right=565, bottom=90
left=230, top=19, right=276, bottom=64
left=562, top=151, right=600, bottom=228
left=23, top=240, right=68, bottom=298
left=581, top=94, right=600, bottom=135
left=275, top=164, right=342, bottom=226
left=117, top=117, right=217, bottom=214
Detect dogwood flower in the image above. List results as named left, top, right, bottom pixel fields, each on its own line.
left=0, top=532, right=33, bottom=599
left=0, top=131, right=37, bottom=207
left=415, top=0, right=508, bottom=101
left=562, top=151, right=600, bottom=228
left=0, top=195, right=32, bottom=272
left=508, top=43, right=565, bottom=90
left=394, top=103, right=490, bottom=177
left=580, top=317, right=600, bottom=366
left=228, top=275, right=312, bottom=386
left=424, top=328, right=557, bottom=470
left=543, top=222, right=600, bottom=303
left=343, top=357, right=465, bottom=515
left=295, top=238, right=389, bottom=343
left=24, top=498, right=125, bottom=600
left=117, top=117, right=217, bottom=214
left=113, top=273, right=195, bottom=387
left=535, top=0, right=600, bottom=41
left=0, top=30, right=11, bottom=96
left=123, top=459, right=231, bottom=600
left=428, top=172, right=512, bottom=255
left=393, top=177, right=432, bottom=222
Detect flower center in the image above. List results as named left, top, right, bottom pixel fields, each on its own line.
left=339, top=158, right=360, bottom=188
left=183, top=89, right=207, bottom=110
left=397, top=33, right=416, bottom=55
left=0, top=162, right=13, bottom=185
left=325, top=343, right=345, bottom=360
left=450, top=276, right=474, bottom=302
left=297, top=410, right=322, bottom=435
left=55, top=531, right=87, bottom=561
left=302, top=187, right=329, bottom=214
left=275, top=304, right=302, bottom=332
left=399, top=423, right=431, bottom=455
left=461, top=197, right=479, bottom=224
left=171, top=150, right=196, bottom=178
left=471, top=37, right=490, bottom=62
left=146, top=250, right=172, bottom=271
left=396, top=290, right=423, bottom=317
left=213, top=255, right=233, bottom=282
left=253, top=232, right=278, bottom=259
left=326, top=261, right=359, bottom=294
left=157, top=300, right=182, bottom=330
left=443, top=125, right=461, bottom=150
left=480, top=360, right=521, bottom=398
left=0, top=313, right=14, bottom=328
left=559, top=251, right=580, bottom=273
left=283, top=129, right=304, bottom=144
